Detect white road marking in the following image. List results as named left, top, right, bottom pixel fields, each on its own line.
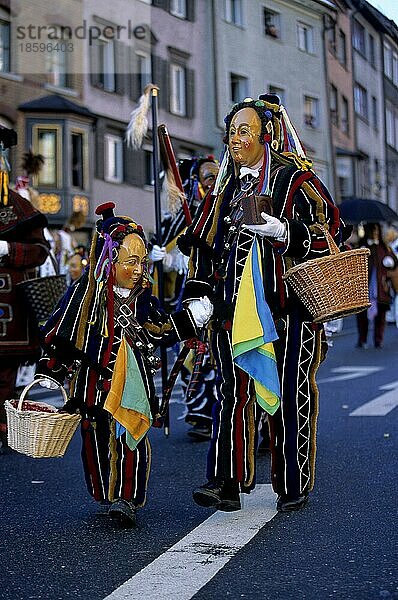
left=317, top=366, right=383, bottom=384
left=104, top=484, right=277, bottom=600
left=350, top=380, right=398, bottom=416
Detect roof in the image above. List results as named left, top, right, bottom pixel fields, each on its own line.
left=350, top=0, right=398, bottom=41
left=19, top=95, right=95, bottom=118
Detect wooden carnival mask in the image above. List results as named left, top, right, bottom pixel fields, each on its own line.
left=228, top=107, right=264, bottom=168
left=115, top=233, right=148, bottom=289
left=199, top=161, right=219, bottom=191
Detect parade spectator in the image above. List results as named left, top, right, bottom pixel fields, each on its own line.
left=36, top=203, right=205, bottom=527
left=181, top=95, right=341, bottom=512
left=356, top=223, right=398, bottom=349
left=0, top=188, right=48, bottom=452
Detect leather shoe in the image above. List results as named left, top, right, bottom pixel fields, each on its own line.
left=193, top=481, right=241, bottom=512
left=108, top=499, right=137, bottom=528
left=277, top=493, right=308, bottom=512
left=187, top=423, right=212, bottom=441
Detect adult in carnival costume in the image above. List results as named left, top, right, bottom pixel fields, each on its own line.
left=0, top=129, right=49, bottom=453
left=36, top=202, right=206, bottom=527
left=181, top=95, right=342, bottom=512
left=151, top=156, right=219, bottom=439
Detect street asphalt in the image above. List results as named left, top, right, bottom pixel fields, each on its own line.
left=0, top=317, right=397, bottom=600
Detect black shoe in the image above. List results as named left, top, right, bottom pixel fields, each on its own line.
left=355, top=342, right=368, bottom=349
left=187, top=423, right=212, bottom=441
left=108, top=499, right=137, bottom=528
left=193, top=481, right=241, bottom=512
left=277, top=493, right=308, bottom=512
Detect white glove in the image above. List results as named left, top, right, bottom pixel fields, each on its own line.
left=149, top=244, right=167, bottom=262
left=187, top=296, right=214, bottom=328
left=242, top=213, right=286, bottom=241
left=383, top=256, right=395, bottom=268
left=38, top=378, right=59, bottom=390
left=0, top=240, right=9, bottom=257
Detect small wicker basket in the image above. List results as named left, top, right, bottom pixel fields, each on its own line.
left=5, top=379, right=81, bottom=458
left=283, top=225, right=371, bottom=323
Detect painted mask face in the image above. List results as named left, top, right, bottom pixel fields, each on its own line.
left=68, top=254, right=84, bottom=281
left=199, top=162, right=219, bottom=191
left=228, top=107, right=264, bottom=168
left=115, top=233, right=148, bottom=289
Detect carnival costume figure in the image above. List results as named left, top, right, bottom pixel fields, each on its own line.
left=181, top=95, right=342, bottom=512
left=0, top=128, right=49, bottom=453
left=36, top=202, right=206, bottom=527
left=151, top=157, right=219, bottom=440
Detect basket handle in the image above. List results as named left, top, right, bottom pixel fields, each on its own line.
left=17, top=378, right=68, bottom=412
left=312, top=223, right=340, bottom=256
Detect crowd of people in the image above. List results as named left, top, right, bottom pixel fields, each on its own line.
left=1, top=95, right=398, bottom=528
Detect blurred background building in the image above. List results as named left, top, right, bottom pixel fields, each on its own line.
left=0, top=0, right=397, bottom=236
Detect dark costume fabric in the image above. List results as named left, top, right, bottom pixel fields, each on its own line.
left=0, top=190, right=48, bottom=436
left=156, top=158, right=219, bottom=430
left=37, top=209, right=197, bottom=507
left=183, top=160, right=341, bottom=499
left=356, top=232, right=398, bottom=348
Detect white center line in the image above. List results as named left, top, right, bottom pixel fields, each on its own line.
left=104, top=484, right=277, bottom=600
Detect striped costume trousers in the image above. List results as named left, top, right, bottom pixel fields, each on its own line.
left=208, top=312, right=325, bottom=498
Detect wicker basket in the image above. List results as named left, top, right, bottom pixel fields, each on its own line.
left=283, top=225, right=371, bottom=323
left=5, top=379, right=81, bottom=458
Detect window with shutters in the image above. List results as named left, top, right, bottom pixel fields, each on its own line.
left=170, top=63, right=186, bottom=116
left=297, top=22, right=314, bottom=54
left=341, top=96, right=349, bottom=135
left=353, top=20, right=365, bottom=56
left=0, top=17, right=10, bottom=73
left=264, top=8, right=280, bottom=39
left=230, top=73, right=248, bottom=104
left=304, top=95, right=319, bottom=128
left=330, top=85, right=338, bottom=127
left=104, top=134, right=123, bottom=183
left=98, top=40, right=116, bottom=92
left=354, top=83, right=368, bottom=121
left=337, top=30, right=347, bottom=68
left=268, top=85, right=285, bottom=105
left=45, top=26, right=71, bottom=89
left=170, top=0, right=187, bottom=18
left=136, top=51, right=152, bottom=94
left=225, top=0, right=243, bottom=26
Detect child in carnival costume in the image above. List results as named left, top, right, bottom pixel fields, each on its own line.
left=36, top=202, right=208, bottom=527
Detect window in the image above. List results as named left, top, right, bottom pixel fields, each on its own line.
left=384, top=42, right=393, bottom=79
left=304, top=95, right=319, bottom=128
left=264, top=8, right=280, bottom=39
left=372, top=96, right=378, bottom=130
left=99, top=40, right=116, bottom=92
left=170, top=0, right=186, bottom=18
left=136, top=51, right=152, bottom=94
left=337, top=30, right=347, bottom=68
left=105, top=134, right=123, bottom=183
left=170, top=63, right=186, bottom=116
left=393, top=52, right=398, bottom=86
left=145, top=149, right=154, bottom=186
left=225, top=0, right=243, bottom=26
left=386, top=102, right=395, bottom=148
left=326, top=24, right=336, bottom=54
left=358, top=156, right=371, bottom=197
left=46, top=28, right=70, bottom=88
left=341, top=96, right=349, bottom=135
left=330, top=85, right=338, bottom=127
left=33, top=126, right=61, bottom=187
left=353, top=20, right=365, bottom=55
left=297, top=22, right=314, bottom=54
left=230, top=73, right=248, bottom=104
left=354, top=84, right=368, bottom=121
left=268, top=85, right=285, bottom=105
left=0, top=19, right=10, bottom=73
left=71, top=132, right=85, bottom=189
left=369, top=34, right=375, bottom=67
